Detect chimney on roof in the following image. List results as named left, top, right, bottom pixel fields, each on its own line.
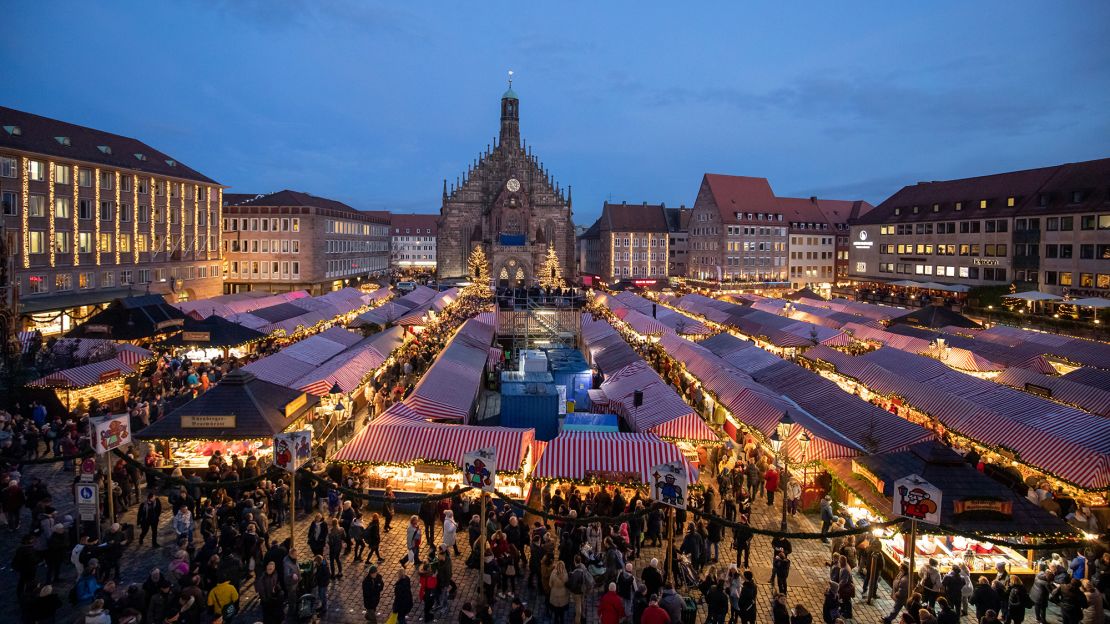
left=622, top=200, right=627, bottom=205
left=660, top=202, right=665, bottom=208
left=810, top=196, right=817, bottom=203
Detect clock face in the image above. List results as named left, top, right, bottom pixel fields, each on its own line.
left=506, top=178, right=520, bottom=192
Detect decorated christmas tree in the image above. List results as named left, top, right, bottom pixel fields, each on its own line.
left=466, top=245, right=491, bottom=295
left=539, top=244, right=565, bottom=289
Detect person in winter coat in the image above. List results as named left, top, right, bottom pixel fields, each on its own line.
left=28, top=583, right=62, bottom=624
left=1051, top=579, right=1088, bottom=624
left=770, top=548, right=791, bottom=594
left=172, top=507, right=194, bottom=546
left=392, top=569, right=414, bottom=624
left=1003, top=575, right=1031, bottom=624
left=442, top=510, right=459, bottom=556
left=791, top=604, right=814, bottom=624
left=549, top=560, right=571, bottom=623
left=660, top=583, right=686, bottom=623
left=254, top=560, right=285, bottom=624
left=403, top=515, right=422, bottom=568
left=307, top=513, right=328, bottom=556
left=972, top=576, right=1002, bottom=622
left=367, top=513, right=384, bottom=563
left=738, top=571, right=758, bottom=624
left=705, top=581, right=730, bottom=624
left=884, top=564, right=911, bottom=624
left=823, top=581, right=841, bottom=624
left=942, top=566, right=967, bottom=614
left=1080, top=579, right=1103, bottom=624
left=641, top=594, right=672, bottom=624
left=772, top=592, right=790, bottom=624
left=642, top=557, right=664, bottom=600
left=362, top=565, right=384, bottom=624
left=937, top=597, right=960, bottom=624
left=11, top=534, right=40, bottom=599
left=764, top=466, right=781, bottom=506
left=1029, top=566, right=1053, bottom=624
left=83, top=598, right=112, bottom=624
left=598, top=582, right=626, bottom=624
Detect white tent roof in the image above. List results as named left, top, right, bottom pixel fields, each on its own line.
left=1004, top=291, right=1062, bottom=302
left=1066, top=297, right=1110, bottom=309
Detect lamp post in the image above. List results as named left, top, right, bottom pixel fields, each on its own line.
left=987, top=304, right=993, bottom=327
left=769, top=413, right=795, bottom=531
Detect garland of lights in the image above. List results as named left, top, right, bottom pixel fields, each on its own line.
left=148, top=177, right=155, bottom=262
left=205, top=187, right=211, bottom=261
left=73, top=165, right=80, bottom=266
left=164, top=181, right=170, bottom=260
left=48, top=162, right=56, bottom=268
left=132, top=174, right=139, bottom=264
left=179, top=183, right=186, bottom=266
left=94, top=167, right=101, bottom=265
left=217, top=188, right=223, bottom=264
left=21, top=157, right=29, bottom=268
left=114, top=170, right=121, bottom=265
left=192, top=184, right=199, bottom=255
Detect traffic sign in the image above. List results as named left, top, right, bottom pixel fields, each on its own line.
left=75, top=483, right=99, bottom=521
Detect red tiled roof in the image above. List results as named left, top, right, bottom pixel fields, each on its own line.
left=702, top=174, right=780, bottom=224
left=601, top=202, right=669, bottom=232
left=0, top=105, right=218, bottom=184
left=226, top=189, right=388, bottom=221
left=389, top=213, right=438, bottom=235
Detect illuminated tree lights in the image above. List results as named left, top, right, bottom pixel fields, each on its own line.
left=48, top=162, right=55, bottom=268
left=539, top=243, right=566, bottom=289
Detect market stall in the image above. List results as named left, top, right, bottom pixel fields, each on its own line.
left=135, top=369, right=319, bottom=470
left=826, top=441, right=1080, bottom=577
left=333, top=403, right=536, bottom=499
left=403, top=316, right=495, bottom=422
left=531, top=430, right=698, bottom=488
left=67, top=294, right=188, bottom=341
left=26, top=356, right=142, bottom=412
left=157, top=314, right=268, bottom=362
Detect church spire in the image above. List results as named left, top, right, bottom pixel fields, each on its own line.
left=500, top=70, right=520, bottom=149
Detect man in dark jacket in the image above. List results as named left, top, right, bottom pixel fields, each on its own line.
left=705, top=581, right=730, bottom=624
left=138, top=491, right=163, bottom=547
left=418, top=499, right=437, bottom=552
left=1051, top=579, right=1087, bottom=624
left=1028, top=565, right=1052, bottom=624
left=941, top=566, right=966, bottom=612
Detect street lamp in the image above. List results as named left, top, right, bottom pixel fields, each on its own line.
left=771, top=414, right=795, bottom=531
left=987, top=304, right=993, bottom=327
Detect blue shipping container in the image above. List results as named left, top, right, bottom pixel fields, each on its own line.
left=546, top=348, right=593, bottom=408
left=500, top=381, right=560, bottom=441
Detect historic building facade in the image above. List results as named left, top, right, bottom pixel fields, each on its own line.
left=437, top=83, right=575, bottom=287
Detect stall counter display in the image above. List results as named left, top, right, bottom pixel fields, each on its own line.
left=360, top=463, right=529, bottom=499
left=165, top=439, right=271, bottom=470
left=880, top=531, right=1035, bottom=575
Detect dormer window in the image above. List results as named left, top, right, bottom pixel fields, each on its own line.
left=165, top=159, right=177, bottom=167
left=955, top=202, right=963, bottom=211
left=979, top=199, right=988, bottom=209
left=1007, top=196, right=1016, bottom=207
left=932, top=203, right=940, bottom=212
left=894, top=208, right=901, bottom=216
left=912, top=206, right=919, bottom=214
left=3, top=125, right=21, bottom=136
left=55, top=136, right=71, bottom=146
left=134, top=153, right=147, bottom=161
left=97, top=145, right=112, bottom=154
left=1071, top=190, right=1084, bottom=203
left=1038, top=193, right=1049, bottom=207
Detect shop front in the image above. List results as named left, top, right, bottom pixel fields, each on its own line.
left=134, top=369, right=320, bottom=471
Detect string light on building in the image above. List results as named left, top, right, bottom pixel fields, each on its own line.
left=217, top=188, right=223, bottom=261
left=132, top=174, right=139, bottom=264
left=179, top=183, right=186, bottom=263
left=94, top=167, right=101, bottom=265
left=148, top=177, right=155, bottom=260
left=20, top=157, right=29, bottom=268
left=72, top=165, right=80, bottom=266
left=114, top=170, right=121, bottom=265
left=48, top=161, right=56, bottom=268
left=205, top=186, right=212, bottom=260
left=193, top=184, right=199, bottom=254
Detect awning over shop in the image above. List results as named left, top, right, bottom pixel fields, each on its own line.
left=403, top=316, right=494, bottom=421
left=599, top=360, right=717, bottom=443
left=67, top=295, right=188, bottom=340
left=27, top=356, right=138, bottom=389
left=995, top=367, right=1110, bottom=418
left=350, top=286, right=437, bottom=328
left=532, top=431, right=698, bottom=485
left=1066, top=297, right=1110, bottom=309
left=244, top=326, right=404, bottom=396
left=604, top=292, right=712, bottom=335
left=890, top=306, right=982, bottom=330
left=159, top=315, right=267, bottom=349
left=333, top=410, right=535, bottom=472
left=837, top=441, right=1077, bottom=536
left=230, top=287, right=386, bottom=335
left=174, top=290, right=310, bottom=320
left=136, top=369, right=319, bottom=440
left=1004, top=291, right=1063, bottom=302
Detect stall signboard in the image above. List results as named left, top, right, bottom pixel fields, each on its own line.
left=557, top=385, right=567, bottom=415
left=181, top=415, right=237, bottom=429
left=852, top=460, right=885, bottom=494
left=98, top=369, right=122, bottom=383
left=92, top=413, right=131, bottom=454
left=156, top=318, right=185, bottom=330
left=463, top=447, right=497, bottom=492
left=893, top=474, right=942, bottom=525
left=585, top=470, right=640, bottom=485
left=285, top=393, right=308, bottom=418
left=273, top=430, right=312, bottom=473
left=650, top=461, right=688, bottom=510
left=953, top=498, right=1013, bottom=518
left=85, top=324, right=111, bottom=334
left=75, top=483, right=99, bottom=521
left=182, top=331, right=211, bottom=343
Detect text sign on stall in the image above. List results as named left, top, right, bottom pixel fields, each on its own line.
left=181, top=331, right=211, bottom=343
left=650, top=461, right=689, bottom=510
left=273, top=430, right=312, bottom=473
left=463, top=447, right=498, bottom=492
left=893, top=474, right=942, bottom=525
left=181, top=415, right=236, bottom=429
left=75, top=483, right=99, bottom=521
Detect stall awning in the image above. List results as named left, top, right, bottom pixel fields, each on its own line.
left=1067, top=297, right=1110, bottom=309
left=995, top=367, right=1110, bottom=418
left=404, top=317, right=494, bottom=421
left=27, top=357, right=137, bottom=389
left=135, top=369, right=320, bottom=440
left=67, top=294, right=188, bottom=340
left=333, top=412, right=535, bottom=472
left=1004, top=291, right=1062, bottom=302
left=531, top=431, right=698, bottom=485
left=158, top=315, right=267, bottom=349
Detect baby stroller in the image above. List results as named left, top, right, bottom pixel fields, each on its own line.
left=672, top=553, right=698, bottom=590
left=296, top=593, right=320, bottom=623
left=578, top=543, right=608, bottom=584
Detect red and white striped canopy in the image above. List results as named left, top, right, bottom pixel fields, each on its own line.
left=28, top=357, right=137, bottom=389
left=333, top=413, right=534, bottom=472
left=532, top=431, right=698, bottom=485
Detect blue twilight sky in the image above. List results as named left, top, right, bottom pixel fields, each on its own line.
left=4, top=2, right=1109, bottom=224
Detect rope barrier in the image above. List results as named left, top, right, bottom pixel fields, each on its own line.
left=2, top=449, right=96, bottom=465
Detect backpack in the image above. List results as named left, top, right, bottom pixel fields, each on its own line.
left=567, top=569, right=585, bottom=595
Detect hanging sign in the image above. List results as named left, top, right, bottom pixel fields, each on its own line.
left=273, top=430, right=313, bottom=473
left=91, top=413, right=131, bottom=454
left=893, top=474, right=942, bottom=525
left=462, top=447, right=498, bottom=492
left=650, top=461, right=689, bottom=510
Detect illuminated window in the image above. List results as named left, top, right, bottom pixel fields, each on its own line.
left=55, top=165, right=71, bottom=185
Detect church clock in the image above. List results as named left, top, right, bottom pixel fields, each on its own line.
left=506, top=178, right=520, bottom=192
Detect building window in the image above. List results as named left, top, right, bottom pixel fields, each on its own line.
left=54, top=164, right=71, bottom=185
left=2, top=191, right=17, bottom=215
left=54, top=196, right=71, bottom=218
left=28, top=194, right=46, bottom=217
left=54, top=232, right=70, bottom=254
left=29, top=160, right=46, bottom=181
left=100, top=201, right=114, bottom=221
left=55, top=273, right=73, bottom=291
left=120, top=270, right=133, bottom=285
left=78, top=232, right=93, bottom=253
left=78, top=272, right=94, bottom=289
left=102, top=271, right=115, bottom=288
left=98, top=233, right=113, bottom=253
left=79, top=199, right=93, bottom=219
left=28, top=275, right=48, bottom=294
left=1059, top=272, right=1073, bottom=287
left=78, top=169, right=92, bottom=187
left=28, top=231, right=45, bottom=254
left=0, top=156, right=17, bottom=178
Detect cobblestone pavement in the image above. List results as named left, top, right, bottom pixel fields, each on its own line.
left=1, top=455, right=1068, bottom=624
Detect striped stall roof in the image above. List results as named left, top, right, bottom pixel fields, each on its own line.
left=994, top=367, right=1110, bottom=417
left=333, top=413, right=535, bottom=471
left=404, top=317, right=494, bottom=421
left=245, top=326, right=403, bottom=392
left=531, top=431, right=698, bottom=485
left=28, top=357, right=137, bottom=389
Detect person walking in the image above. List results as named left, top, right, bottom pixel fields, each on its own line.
left=392, top=569, right=414, bottom=624
left=137, top=491, right=163, bottom=548
left=598, top=581, right=627, bottom=624
left=443, top=510, right=460, bottom=556
left=549, top=560, right=571, bottom=624
left=362, top=565, right=385, bottom=624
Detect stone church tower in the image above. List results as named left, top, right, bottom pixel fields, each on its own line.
left=437, top=80, right=575, bottom=286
